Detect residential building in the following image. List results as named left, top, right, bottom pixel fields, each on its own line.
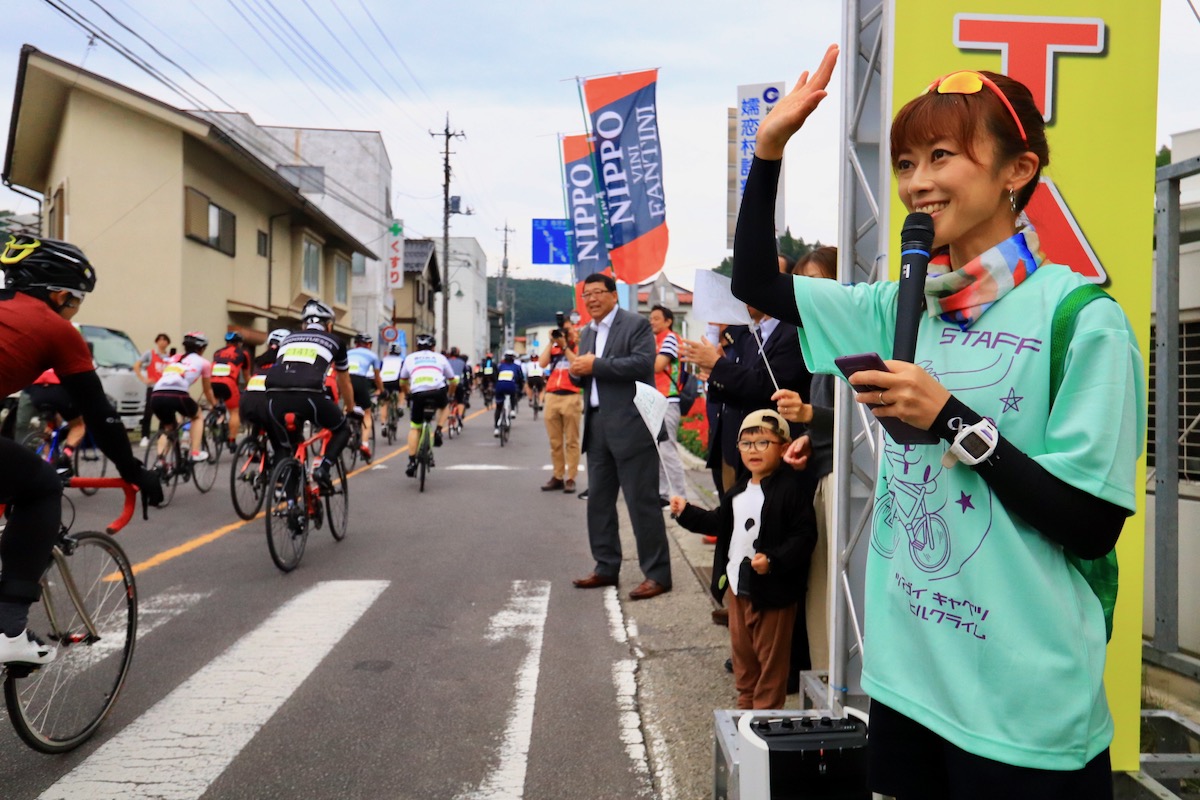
left=394, top=239, right=440, bottom=352
left=437, top=236, right=489, bottom=361
left=2, top=46, right=373, bottom=354
left=636, top=272, right=695, bottom=339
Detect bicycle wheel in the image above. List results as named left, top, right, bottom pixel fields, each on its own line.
left=73, top=437, right=109, bottom=496
left=144, top=431, right=179, bottom=508
left=344, top=421, right=361, bottom=471
left=21, top=431, right=49, bottom=458
left=325, top=457, right=349, bottom=541
left=265, top=457, right=308, bottom=572
left=4, top=531, right=137, bottom=754
left=230, top=437, right=268, bottom=520
left=191, top=430, right=219, bottom=493
left=418, top=433, right=429, bottom=493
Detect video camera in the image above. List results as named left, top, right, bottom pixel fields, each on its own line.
left=551, top=311, right=566, bottom=340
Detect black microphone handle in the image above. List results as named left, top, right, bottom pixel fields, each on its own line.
left=893, top=213, right=935, bottom=363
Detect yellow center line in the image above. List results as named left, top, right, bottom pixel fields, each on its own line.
left=127, top=406, right=490, bottom=575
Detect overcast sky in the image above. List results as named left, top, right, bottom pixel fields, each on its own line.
left=2, top=1, right=1198, bottom=289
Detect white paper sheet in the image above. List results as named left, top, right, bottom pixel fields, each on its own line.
left=633, top=381, right=668, bottom=440
left=691, top=270, right=754, bottom=326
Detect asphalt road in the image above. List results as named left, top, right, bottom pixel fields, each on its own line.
left=0, top=400, right=740, bottom=800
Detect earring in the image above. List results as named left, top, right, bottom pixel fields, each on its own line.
left=1008, top=188, right=1018, bottom=214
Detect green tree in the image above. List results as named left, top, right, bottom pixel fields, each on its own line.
left=1156, top=145, right=1172, bottom=168
left=712, top=227, right=826, bottom=276
left=488, top=277, right=575, bottom=330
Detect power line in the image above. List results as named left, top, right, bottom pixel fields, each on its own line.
left=354, top=0, right=436, bottom=109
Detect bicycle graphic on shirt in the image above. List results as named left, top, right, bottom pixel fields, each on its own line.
left=871, top=456, right=951, bottom=573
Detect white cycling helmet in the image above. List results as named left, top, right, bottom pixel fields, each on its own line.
left=267, top=328, right=290, bottom=348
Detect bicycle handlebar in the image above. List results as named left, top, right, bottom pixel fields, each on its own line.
left=67, top=477, right=138, bottom=534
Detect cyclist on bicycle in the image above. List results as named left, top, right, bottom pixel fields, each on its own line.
left=447, top=348, right=470, bottom=428
left=492, top=350, right=525, bottom=437
left=240, top=328, right=289, bottom=437
left=378, top=342, right=405, bottom=431
left=0, top=234, right=162, bottom=666
left=399, top=332, right=457, bottom=477
left=478, top=351, right=496, bottom=404
left=211, top=331, right=253, bottom=448
left=149, top=331, right=218, bottom=462
left=264, top=300, right=355, bottom=491
left=523, top=353, right=546, bottom=411
left=22, top=367, right=86, bottom=472
left=346, top=332, right=383, bottom=462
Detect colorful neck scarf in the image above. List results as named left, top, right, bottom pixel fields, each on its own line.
left=923, top=225, right=1046, bottom=330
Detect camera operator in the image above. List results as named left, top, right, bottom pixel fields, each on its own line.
left=538, top=312, right=582, bottom=493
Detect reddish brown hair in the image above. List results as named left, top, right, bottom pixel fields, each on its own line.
left=794, top=246, right=838, bottom=280
left=889, top=71, right=1049, bottom=212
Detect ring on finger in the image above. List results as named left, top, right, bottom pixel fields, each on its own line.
left=877, top=391, right=886, bottom=406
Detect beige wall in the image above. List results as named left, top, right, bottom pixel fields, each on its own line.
left=51, top=90, right=183, bottom=351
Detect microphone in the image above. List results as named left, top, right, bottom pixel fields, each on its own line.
left=892, top=212, right=935, bottom=363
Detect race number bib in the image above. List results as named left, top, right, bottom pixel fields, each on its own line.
left=246, top=374, right=267, bottom=391
left=284, top=346, right=319, bottom=364
left=381, top=364, right=402, bottom=381
left=212, top=363, right=232, bottom=378
left=498, top=368, right=516, bottom=382
left=163, top=363, right=186, bottom=377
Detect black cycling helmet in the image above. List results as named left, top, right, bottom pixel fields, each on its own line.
left=1, top=234, right=97, bottom=294
left=387, top=343, right=402, bottom=356
left=354, top=332, right=373, bottom=346
left=224, top=331, right=243, bottom=345
left=183, top=331, right=209, bottom=351
left=416, top=332, right=436, bottom=350
left=301, top=299, right=335, bottom=325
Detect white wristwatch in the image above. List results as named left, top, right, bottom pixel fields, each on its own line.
left=941, top=419, right=999, bottom=468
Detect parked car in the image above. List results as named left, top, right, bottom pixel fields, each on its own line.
left=75, top=323, right=146, bottom=431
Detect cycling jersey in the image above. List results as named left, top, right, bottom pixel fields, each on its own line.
left=153, top=353, right=212, bottom=392
left=253, top=349, right=278, bottom=375
left=0, top=291, right=95, bottom=396
left=346, top=346, right=382, bottom=379
left=400, top=350, right=456, bottom=394
left=380, top=355, right=404, bottom=383
left=493, top=361, right=524, bottom=394
left=447, top=355, right=467, bottom=379
left=266, top=328, right=349, bottom=392
left=211, top=344, right=252, bottom=384
left=524, top=360, right=544, bottom=379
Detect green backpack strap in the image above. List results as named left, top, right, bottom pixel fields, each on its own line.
left=1051, top=283, right=1119, bottom=641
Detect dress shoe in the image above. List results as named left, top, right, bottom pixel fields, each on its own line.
left=629, top=579, right=670, bottom=601
left=563, top=478, right=576, bottom=493
left=572, top=572, right=618, bottom=589
left=541, top=477, right=565, bottom=492
left=578, top=489, right=588, bottom=500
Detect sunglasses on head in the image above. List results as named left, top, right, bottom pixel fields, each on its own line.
left=925, top=70, right=1028, bottom=146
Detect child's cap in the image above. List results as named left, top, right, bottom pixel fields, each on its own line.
left=738, top=409, right=791, bottom=442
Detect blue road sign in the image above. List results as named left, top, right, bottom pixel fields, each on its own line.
left=532, top=219, right=571, bottom=265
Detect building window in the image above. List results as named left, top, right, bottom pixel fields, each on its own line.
left=48, top=186, right=65, bottom=238
left=184, top=187, right=235, bottom=256
left=257, top=230, right=268, bottom=257
left=352, top=252, right=366, bottom=276
left=276, top=164, right=325, bottom=194
left=335, top=255, right=349, bottom=304
left=303, top=239, right=321, bottom=293
left=1148, top=319, right=1200, bottom=482
left=417, top=279, right=425, bottom=305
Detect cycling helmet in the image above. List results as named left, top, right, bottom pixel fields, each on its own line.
left=387, top=343, right=402, bottom=356
left=301, top=299, right=335, bottom=327
left=183, top=331, right=209, bottom=350
left=267, top=328, right=290, bottom=348
left=224, top=331, right=243, bottom=344
left=415, top=332, right=436, bottom=350
left=1, top=234, right=97, bottom=294
left=503, top=350, right=517, bottom=360
left=354, top=332, right=373, bottom=346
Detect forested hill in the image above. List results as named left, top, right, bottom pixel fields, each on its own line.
left=488, top=277, right=575, bottom=330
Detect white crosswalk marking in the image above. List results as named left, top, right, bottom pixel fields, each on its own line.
left=456, top=580, right=551, bottom=800
left=38, top=580, right=389, bottom=800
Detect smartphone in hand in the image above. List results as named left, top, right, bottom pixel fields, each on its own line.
left=834, top=352, right=939, bottom=445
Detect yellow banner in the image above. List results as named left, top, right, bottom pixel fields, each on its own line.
left=889, top=0, right=1159, bottom=771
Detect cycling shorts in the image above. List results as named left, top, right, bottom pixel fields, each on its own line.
left=240, top=391, right=267, bottom=430
left=24, top=383, right=81, bottom=422
left=149, top=391, right=199, bottom=427
left=211, top=377, right=241, bottom=410
left=349, top=375, right=375, bottom=410
left=382, top=379, right=402, bottom=395
left=453, top=383, right=469, bottom=405
left=409, top=387, right=449, bottom=427
left=527, top=376, right=546, bottom=391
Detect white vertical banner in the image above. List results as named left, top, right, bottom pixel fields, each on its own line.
left=385, top=218, right=405, bottom=290
left=733, top=83, right=786, bottom=243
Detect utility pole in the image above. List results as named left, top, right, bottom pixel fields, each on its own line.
left=430, top=115, right=466, bottom=351
left=496, top=221, right=515, bottom=351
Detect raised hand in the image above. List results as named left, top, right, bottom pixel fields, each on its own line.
left=756, top=43, right=840, bottom=160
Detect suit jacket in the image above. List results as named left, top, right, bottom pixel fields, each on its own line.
left=706, top=320, right=810, bottom=468
left=575, top=307, right=658, bottom=459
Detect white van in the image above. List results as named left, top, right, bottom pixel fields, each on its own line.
left=75, top=324, right=146, bottom=430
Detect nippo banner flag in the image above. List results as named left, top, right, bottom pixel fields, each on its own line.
left=582, top=70, right=668, bottom=285
left=561, top=134, right=609, bottom=283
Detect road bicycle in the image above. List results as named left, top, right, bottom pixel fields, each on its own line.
left=480, top=381, right=494, bottom=409
left=229, top=425, right=271, bottom=520
left=413, top=405, right=437, bottom=492
left=22, top=413, right=109, bottom=495
left=2, top=477, right=139, bottom=753
left=446, top=400, right=464, bottom=440
left=497, top=394, right=513, bottom=448
left=381, top=390, right=403, bottom=446
left=204, top=401, right=231, bottom=464
left=263, top=413, right=349, bottom=572
left=344, top=408, right=374, bottom=470
left=143, top=417, right=219, bottom=507
left=528, top=389, right=542, bottom=420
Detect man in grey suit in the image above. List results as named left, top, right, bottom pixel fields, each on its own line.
left=569, top=273, right=672, bottom=600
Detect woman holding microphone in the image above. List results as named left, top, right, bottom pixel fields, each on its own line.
left=734, top=45, right=1142, bottom=799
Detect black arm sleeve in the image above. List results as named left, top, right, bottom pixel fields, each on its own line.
left=731, top=157, right=802, bottom=325
left=59, top=370, right=143, bottom=482
left=930, top=397, right=1125, bottom=559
